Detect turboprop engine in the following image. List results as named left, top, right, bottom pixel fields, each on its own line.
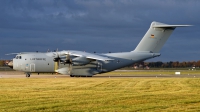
left=52, top=51, right=92, bottom=66
left=71, top=56, right=91, bottom=66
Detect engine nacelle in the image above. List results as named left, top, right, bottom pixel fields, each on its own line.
left=72, top=56, right=91, bottom=66
left=53, top=58, right=60, bottom=62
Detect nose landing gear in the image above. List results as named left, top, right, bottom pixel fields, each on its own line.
left=25, top=72, right=31, bottom=77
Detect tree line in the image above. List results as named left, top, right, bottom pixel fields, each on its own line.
left=0, top=60, right=9, bottom=66
left=134, top=61, right=200, bottom=68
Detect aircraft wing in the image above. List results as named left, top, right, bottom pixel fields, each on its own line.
left=64, top=51, right=114, bottom=61
left=5, top=53, right=19, bottom=55
left=6, top=52, right=43, bottom=55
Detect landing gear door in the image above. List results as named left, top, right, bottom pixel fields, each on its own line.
left=30, top=63, right=35, bottom=72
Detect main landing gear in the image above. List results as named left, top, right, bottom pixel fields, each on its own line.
left=25, top=72, right=31, bottom=77
left=70, top=75, right=92, bottom=77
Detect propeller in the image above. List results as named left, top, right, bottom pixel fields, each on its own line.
left=66, top=52, right=72, bottom=74
left=53, top=51, right=73, bottom=75
left=53, top=49, right=61, bottom=67
left=65, top=52, right=72, bottom=64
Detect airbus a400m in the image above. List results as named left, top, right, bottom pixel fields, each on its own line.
left=7, top=22, right=191, bottom=77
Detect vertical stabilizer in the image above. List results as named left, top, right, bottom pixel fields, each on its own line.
left=134, top=22, right=190, bottom=53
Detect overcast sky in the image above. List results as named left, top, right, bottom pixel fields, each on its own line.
left=0, top=0, right=200, bottom=62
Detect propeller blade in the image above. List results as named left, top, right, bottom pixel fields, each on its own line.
left=53, top=49, right=61, bottom=68
left=66, top=51, right=72, bottom=75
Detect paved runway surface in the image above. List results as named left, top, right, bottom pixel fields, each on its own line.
left=0, top=71, right=200, bottom=78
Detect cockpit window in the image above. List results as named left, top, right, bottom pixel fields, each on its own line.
left=15, top=56, right=22, bottom=59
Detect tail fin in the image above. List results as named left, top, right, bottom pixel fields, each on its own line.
left=134, top=21, right=190, bottom=53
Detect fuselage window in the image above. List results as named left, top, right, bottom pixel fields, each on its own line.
left=19, top=56, right=22, bottom=59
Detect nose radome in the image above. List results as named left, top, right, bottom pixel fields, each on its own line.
left=8, top=61, right=13, bottom=68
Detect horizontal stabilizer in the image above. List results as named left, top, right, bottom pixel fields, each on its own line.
left=153, top=25, right=192, bottom=28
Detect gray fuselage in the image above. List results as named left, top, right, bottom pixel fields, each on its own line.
left=13, top=50, right=159, bottom=76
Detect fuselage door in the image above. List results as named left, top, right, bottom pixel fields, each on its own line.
left=30, top=63, right=35, bottom=72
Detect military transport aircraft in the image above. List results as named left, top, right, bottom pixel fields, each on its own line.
left=7, top=22, right=191, bottom=77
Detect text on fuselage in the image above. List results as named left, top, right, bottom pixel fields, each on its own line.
left=30, top=58, right=46, bottom=61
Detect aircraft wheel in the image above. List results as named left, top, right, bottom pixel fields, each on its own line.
left=70, top=75, right=74, bottom=77
left=26, top=73, right=31, bottom=77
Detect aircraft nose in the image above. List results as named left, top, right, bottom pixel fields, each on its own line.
left=8, top=61, right=13, bottom=69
